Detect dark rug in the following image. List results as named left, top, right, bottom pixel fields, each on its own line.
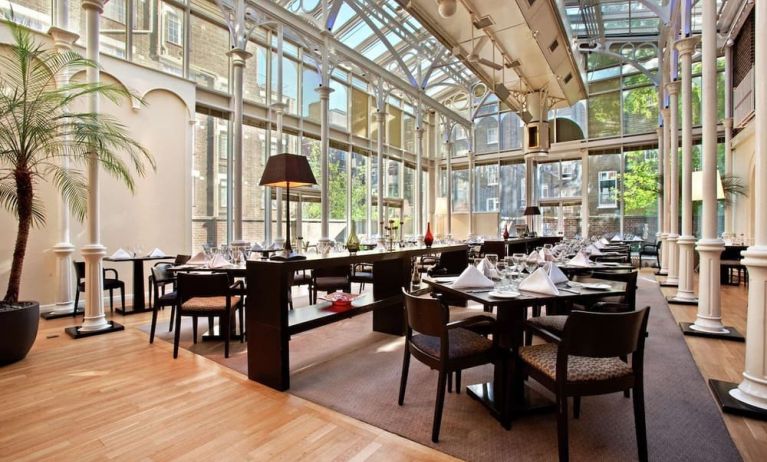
left=140, top=277, right=741, bottom=461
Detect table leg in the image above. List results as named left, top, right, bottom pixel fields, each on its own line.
left=116, top=260, right=148, bottom=315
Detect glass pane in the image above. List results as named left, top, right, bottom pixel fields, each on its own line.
left=588, top=92, right=621, bottom=138
left=623, top=148, right=659, bottom=239
left=351, top=152, right=368, bottom=236
left=475, top=115, right=500, bottom=154
left=588, top=153, right=622, bottom=236
left=2, top=0, right=52, bottom=32
left=190, top=14, right=229, bottom=92
left=451, top=169, right=469, bottom=213
left=329, top=79, right=348, bottom=129
left=563, top=203, right=582, bottom=239
left=301, top=137, right=322, bottom=244
left=541, top=205, right=559, bottom=237
left=474, top=164, right=499, bottom=212
left=242, top=124, right=266, bottom=244
left=538, top=162, right=560, bottom=200
left=386, top=158, right=401, bottom=198
left=302, top=66, right=321, bottom=122
left=500, top=112, right=523, bottom=151
left=388, top=106, right=402, bottom=148
left=623, top=86, right=658, bottom=135
left=499, top=163, right=526, bottom=228
left=351, top=88, right=369, bottom=137
left=403, top=114, right=415, bottom=153
left=561, top=160, right=582, bottom=197
left=101, top=0, right=127, bottom=58
left=329, top=148, right=347, bottom=240
left=272, top=55, right=298, bottom=114
left=244, top=44, right=267, bottom=104
left=452, top=125, right=469, bottom=157
left=131, top=1, right=183, bottom=76
left=403, top=165, right=415, bottom=236
left=192, top=112, right=229, bottom=250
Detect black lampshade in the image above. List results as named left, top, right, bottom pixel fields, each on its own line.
left=523, top=206, right=541, bottom=216
left=259, top=153, right=316, bottom=188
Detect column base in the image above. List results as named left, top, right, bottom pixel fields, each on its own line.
left=659, top=277, right=678, bottom=287
left=655, top=270, right=668, bottom=276
left=41, top=304, right=79, bottom=320
left=65, top=321, right=124, bottom=339
left=679, top=322, right=744, bottom=341
left=709, top=379, right=767, bottom=421
left=667, top=295, right=698, bottom=306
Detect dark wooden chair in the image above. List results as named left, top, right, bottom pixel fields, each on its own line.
left=311, top=265, right=351, bottom=304
left=427, top=249, right=469, bottom=276
left=638, top=242, right=660, bottom=267
left=399, top=289, right=498, bottom=443
left=289, top=270, right=313, bottom=309
left=148, top=255, right=189, bottom=309
left=149, top=264, right=178, bottom=343
left=350, top=263, right=374, bottom=292
left=72, top=261, right=125, bottom=316
left=174, top=273, right=244, bottom=359
left=518, top=308, right=650, bottom=462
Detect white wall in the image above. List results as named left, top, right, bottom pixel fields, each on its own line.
left=731, top=121, right=756, bottom=239
left=0, top=26, right=195, bottom=306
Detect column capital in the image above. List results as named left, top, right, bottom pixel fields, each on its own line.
left=81, top=0, right=105, bottom=13
left=661, top=107, right=671, bottom=119
left=227, top=48, right=252, bottom=66
left=674, top=36, right=700, bottom=57
left=666, top=80, right=681, bottom=96
left=270, top=102, right=287, bottom=114
left=47, top=27, right=80, bottom=50
left=315, top=85, right=334, bottom=99
left=372, top=110, right=388, bottom=123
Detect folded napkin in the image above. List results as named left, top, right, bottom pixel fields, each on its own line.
left=147, top=248, right=166, bottom=258
left=518, top=267, right=559, bottom=295
left=611, top=235, right=622, bottom=242
left=632, top=236, right=643, bottom=241
left=600, top=237, right=610, bottom=245
left=268, top=241, right=283, bottom=251
left=587, top=244, right=603, bottom=255
left=476, top=258, right=499, bottom=279
left=208, top=254, right=229, bottom=268
left=187, top=251, right=207, bottom=264
left=594, top=241, right=605, bottom=249
left=110, top=248, right=132, bottom=259
left=251, top=242, right=264, bottom=251
left=544, top=262, right=569, bottom=284
left=568, top=252, right=592, bottom=267
left=528, top=250, right=546, bottom=263
left=452, top=265, right=495, bottom=289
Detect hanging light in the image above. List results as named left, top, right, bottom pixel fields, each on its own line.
left=437, top=0, right=457, bottom=18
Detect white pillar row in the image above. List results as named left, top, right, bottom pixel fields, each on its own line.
left=663, top=80, right=680, bottom=287
left=47, top=10, right=80, bottom=317
left=671, top=36, right=700, bottom=304
left=227, top=48, right=251, bottom=242
left=373, top=110, right=386, bottom=239
left=731, top=0, right=767, bottom=410
left=658, top=107, right=671, bottom=276
left=690, top=0, right=727, bottom=334
left=77, top=0, right=110, bottom=333
left=724, top=41, right=735, bottom=237
left=317, top=85, right=333, bottom=244
left=467, top=149, right=475, bottom=239
left=656, top=126, right=664, bottom=252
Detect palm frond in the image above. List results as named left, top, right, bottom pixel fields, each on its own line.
left=46, top=164, right=87, bottom=221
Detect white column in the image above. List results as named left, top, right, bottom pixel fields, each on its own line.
left=78, top=0, right=109, bottom=332
left=656, top=126, right=664, bottom=248
left=724, top=42, right=735, bottom=236
left=580, top=149, right=589, bottom=238
left=227, top=48, right=251, bottom=242
left=659, top=107, right=671, bottom=275
left=47, top=16, right=80, bottom=316
left=468, top=149, right=475, bottom=239
left=664, top=81, right=680, bottom=287
left=317, top=85, right=334, bottom=244
left=445, top=139, right=452, bottom=238
left=691, top=0, right=727, bottom=334
left=415, top=125, right=425, bottom=237
left=732, top=0, right=767, bottom=410
left=672, top=37, right=700, bottom=304
left=374, top=110, right=387, bottom=240
left=271, top=102, right=287, bottom=245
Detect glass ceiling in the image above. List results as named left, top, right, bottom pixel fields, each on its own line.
left=278, top=0, right=477, bottom=103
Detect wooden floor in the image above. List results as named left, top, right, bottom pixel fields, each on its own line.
left=1, top=272, right=765, bottom=461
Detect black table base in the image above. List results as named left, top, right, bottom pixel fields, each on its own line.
left=467, top=382, right=555, bottom=429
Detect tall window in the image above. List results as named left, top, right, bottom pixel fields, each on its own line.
left=598, top=171, right=618, bottom=208
left=165, top=9, right=181, bottom=45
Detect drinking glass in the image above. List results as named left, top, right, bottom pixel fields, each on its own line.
left=511, top=253, right=526, bottom=280
left=525, top=257, right=539, bottom=274
left=485, top=254, right=499, bottom=272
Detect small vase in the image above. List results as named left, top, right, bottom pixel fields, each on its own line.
left=424, top=222, right=434, bottom=248
left=346, top=221, right=360, bottom=254
left=503, top=224, right=510, bottom=240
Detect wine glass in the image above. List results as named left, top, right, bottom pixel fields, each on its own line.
left=485, top=254, right=499, bottom=272
left=525, top=256, right=540, bottom=275
left=512, top=253, right=526, bottom=280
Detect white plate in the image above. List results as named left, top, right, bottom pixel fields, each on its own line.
left=599, top=262, right=621, bottom=266
left=488, top=290, right=520, bottom=298
left=581, top=283, right=611, bottom=290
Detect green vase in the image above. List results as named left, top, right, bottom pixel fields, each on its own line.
left=347, top=221, right=360, bottom=254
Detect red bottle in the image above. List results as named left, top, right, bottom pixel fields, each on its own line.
left=503, top=224, right=510, bottom=240
left=424, top=222, right=434, bottom=248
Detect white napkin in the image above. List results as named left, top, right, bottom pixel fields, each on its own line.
left=529, top=250, right=544, bottom=263
left=187, top=251, right=207, bottom=264
left=208, top=254, right=229, bottom=268
left=600, top=237, right=610, bottom=245
left=568, top=252, right=592, bottom=267
left=148, top=248, right=166, bottom=257
left=518, top=267, right=560, bottom=295
left=594, top=241, right=605, bottom=249
left=476, top=258, right=499, bottom=279
left=632, top=236, right=643, bottom=241
left=611, top=234, right=622, bottom=242
left=110, top=248, right=132, bottom=259
left=587, top=244, right=603, bottom=255
left=452, top=265, right=495, bottom=289
left=544, top=262, right=569, bottom=284
left=251, top=242, right=263, bottom=251
left=268, top=241, right=283, bottom=251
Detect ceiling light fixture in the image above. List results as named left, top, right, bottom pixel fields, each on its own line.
left=437, top=0, right=457, bottom=18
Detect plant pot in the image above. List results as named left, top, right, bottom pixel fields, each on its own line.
left=0, top=301, right=39, bottom=366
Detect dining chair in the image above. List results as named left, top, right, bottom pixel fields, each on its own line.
left=147, top=255, right=189, bottom=309
left=149, top=264, right=178, bottom=343
left=311, top=265, right=351, bottom=305
left=174, top=273, right=244, bottom=359
left=288, top=270, right=313, bottom=309
left=517, top=308, right=650, bottom=462
left=399, top=289, right=498, bottom=443
left=350, top=263, right=374, bottom=292
left=638, top=242, right=660, bottom=268
left=72, top=261, right=125, bottom=316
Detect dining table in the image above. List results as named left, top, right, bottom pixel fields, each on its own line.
left=104, top=254, right=175, bottom=314
left=557, top=261, right=634, bottom=277
left=423, top=275, right=627, bottom=427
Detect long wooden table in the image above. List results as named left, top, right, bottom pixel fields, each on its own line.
left=423, top=276, right=626, bottom=427
left=245, top=244, right=468, bottom=391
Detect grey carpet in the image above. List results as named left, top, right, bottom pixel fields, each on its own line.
left=140, top=278, right=741, bottom=461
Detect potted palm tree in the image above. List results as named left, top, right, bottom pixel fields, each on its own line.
left=0, top=19, right=154, bottom=365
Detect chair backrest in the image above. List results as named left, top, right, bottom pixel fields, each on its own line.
left=174, top=254, right=191, bottom=265
left=591, top=270, right=638, bottom=309
left=73, top=261, right=85, bottom=281
left=152, top=264, right=175, bottom=286
left=561, top=307, right=650, bottom=359
left=177, top=272, right=231, bottom=304
left=437, top=249, right=469, bottom=274
left=402, top=289, right=448, bottom=338
left=314, top=265, right=351, bottom=279
left=481, top=241, right=507, bottom=258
